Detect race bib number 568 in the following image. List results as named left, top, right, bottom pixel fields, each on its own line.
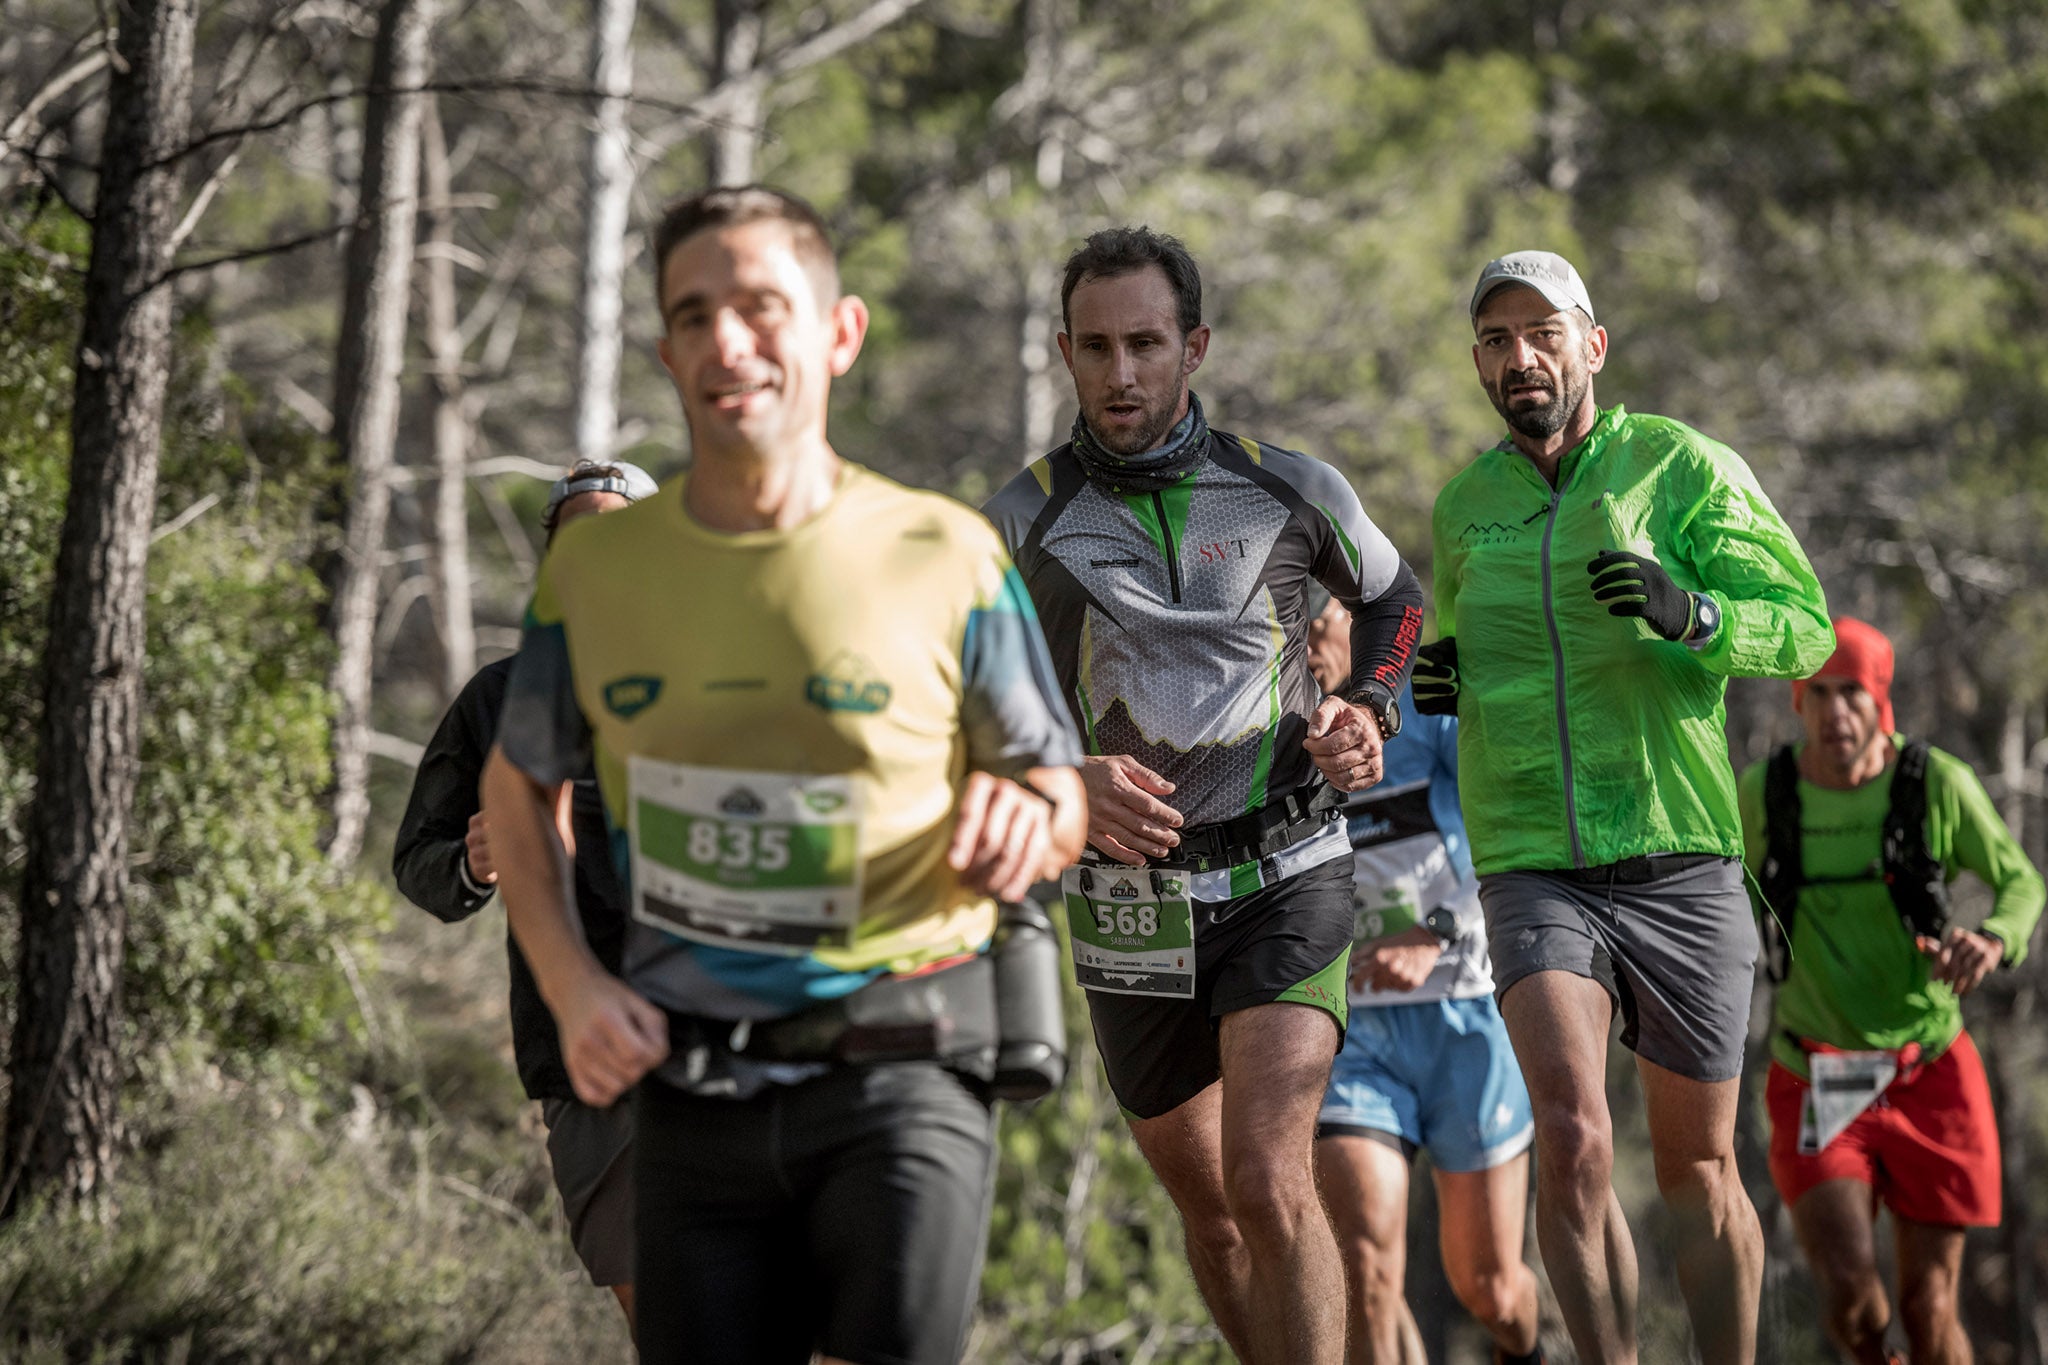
left=1062, top=865, right=1196, bottom=998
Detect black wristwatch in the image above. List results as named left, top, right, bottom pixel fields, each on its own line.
left=1684, top=592, right=1723, bottom=650
left=1423, top=905, right=1461, bottom=945
left=1345, top=682, right=1402, bottom=739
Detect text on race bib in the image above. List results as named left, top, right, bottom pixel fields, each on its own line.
left=628, top=757, right=863, bottom=955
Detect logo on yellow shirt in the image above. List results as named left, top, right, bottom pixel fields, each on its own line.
left=805, top=652, right=893, bottom=714
left=602, top=675, right=664, bottom=718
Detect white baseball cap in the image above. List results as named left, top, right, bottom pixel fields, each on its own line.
left=1470, top=251, right=1596, bottom=325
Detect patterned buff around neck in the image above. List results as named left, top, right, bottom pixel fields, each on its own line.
left=1069, top=392, right=1210, bottom=493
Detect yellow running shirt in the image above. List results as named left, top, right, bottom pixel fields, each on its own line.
left=498, top=464, right=1082, bottom=1019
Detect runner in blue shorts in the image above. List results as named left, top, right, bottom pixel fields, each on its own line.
left=1306, top=588, right=1545, bottom=1364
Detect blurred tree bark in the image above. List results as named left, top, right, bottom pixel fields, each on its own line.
left=573, top=0, right=638, bottom=466
left=707, top=0, right=766, bottom=186
left=418, top=95, right=474, bottom=702
left=1010, top=0, right=1066, bottom=464
left=2, top=0, right=195, bottom=1220
left=319, top=0, right=437, bottom=866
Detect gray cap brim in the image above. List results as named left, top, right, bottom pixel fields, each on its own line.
left=1470, top=276, right=1585, bottom=320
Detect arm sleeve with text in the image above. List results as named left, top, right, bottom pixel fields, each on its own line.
left=1285, top=452, right=1423, bottom=697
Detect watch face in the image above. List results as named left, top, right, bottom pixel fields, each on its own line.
left=1685, top=594, right=1722, bottom=646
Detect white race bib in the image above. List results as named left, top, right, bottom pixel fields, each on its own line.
left=1798, top=1050, right=1898, bottom=1155
left=1062, top=864, right=1196, bottom=999
left=628, top=758, right=863, bottom=956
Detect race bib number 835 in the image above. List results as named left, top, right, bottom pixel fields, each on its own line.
left=628, top=758, right=862, bottom=954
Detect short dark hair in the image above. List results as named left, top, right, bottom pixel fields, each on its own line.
left=649, top=185, right=840, bottom=320
left=1060, top=226, right=1203, bottom=338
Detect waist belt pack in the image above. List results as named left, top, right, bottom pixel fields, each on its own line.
left=1170, top=781, right=1344, bottom=870
left=667, top=899, right=1069, bottom=1103
left=1548, top=852, right=1726, bottom=886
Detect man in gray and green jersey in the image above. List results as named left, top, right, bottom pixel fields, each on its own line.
left=987, top=410, right=1420, bottom=902
left=987, top=226, right=1421, bottom=1365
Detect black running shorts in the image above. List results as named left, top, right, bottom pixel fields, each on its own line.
left=1083, top=854, right=1354, bottom=1121
left=632, top=1061, right=996, bottom=1365
left=540, top=1096, right=635, bottom=1288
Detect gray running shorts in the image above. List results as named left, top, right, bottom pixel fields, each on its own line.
left=542, top=1095, right=636, bottom=1287
left=1479, top=855, right=1758, bottom=1083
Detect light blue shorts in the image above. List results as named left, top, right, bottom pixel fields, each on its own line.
left=1316, top=994, right=1533, bottom=1173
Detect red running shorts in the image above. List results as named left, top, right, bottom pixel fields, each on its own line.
left=1766, top=1029, right=2001, bottom=1228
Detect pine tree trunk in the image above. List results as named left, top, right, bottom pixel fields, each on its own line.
left=2, top=0, right=195, bottom=1221
left=1014, top=0, right=1064, bottom=463
left=572, top=0, right=638, bottom=467
left=319, top=0, right=437, bottom=867
left=707, top=0, right=766, bottom=186
left=418, top=96, right=474, bottom=701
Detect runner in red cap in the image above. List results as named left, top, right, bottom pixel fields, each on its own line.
left=1739, top=617, right=2043, bottom=1364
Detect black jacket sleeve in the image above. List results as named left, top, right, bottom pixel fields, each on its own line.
left=1346, top=558, right=1425, bottom=699
left=392, top=659, right=513, bottom=923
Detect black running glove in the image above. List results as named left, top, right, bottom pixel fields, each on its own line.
left=1411, top=637, right=1459, bottom=715
left=1587, top=549, right=1696, bottom=642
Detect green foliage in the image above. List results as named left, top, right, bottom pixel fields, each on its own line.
left=0, top=1072, right=610, bottom=1364
left=10, top=0, right=2048, bottom=1353
left=973, top=1010, right=1228, bottom=1361
left=0, top=215, right=383, bottom=1080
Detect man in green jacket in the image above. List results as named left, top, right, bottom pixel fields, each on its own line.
left=1741, top=618, right=2041, bottom=1365
left=1415, top=251, right=1834, bottom=1365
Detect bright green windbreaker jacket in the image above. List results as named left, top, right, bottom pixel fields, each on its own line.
left=1432, top=405, right=1833, bottom=875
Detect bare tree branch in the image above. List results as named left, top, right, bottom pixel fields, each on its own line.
left=148, top=491, right=218, bottom=542
left=158, top=75, right=762, bottom=169
left=0, top=42, right=111, bottom=184
left=153, top=218, right=349, bottom=284
left=272, top=375, right=333, bottom=433
left=8, top=146, right=98, bottom=226
left=643, top=0, right=933, bottom=149
left=364, top=730, right=426, bottom=766
left=162, top=144, right=237, bottom=257
left=757, top=0, right=928, bottom=85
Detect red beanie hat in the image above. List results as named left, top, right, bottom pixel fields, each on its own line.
left=1792, top=617, right=1895, bottom=734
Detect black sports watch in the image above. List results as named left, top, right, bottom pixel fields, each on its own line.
left=1423, top=905, right=1461, bottom=945
left=1345, top=681, right=1402, bottom=739
left=1684, top=592, right=1723, bottom=649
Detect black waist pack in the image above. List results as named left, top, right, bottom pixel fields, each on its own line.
left=670, top=901, right=1069, bottom=1103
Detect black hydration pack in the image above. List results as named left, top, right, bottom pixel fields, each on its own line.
left=1758, top=738, right=1948, bottom=982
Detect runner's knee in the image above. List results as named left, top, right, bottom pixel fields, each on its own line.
left=1222, top=1149, right=1319, bottom=1246
left=1650, top=1146, right=1740, bottom=1211
left=1819, top=1276, right=1891, bottom=1350
left=1447, top=1264, right=1528, bottom=1333
left=1532, top=1102, right=1612, bottom=1192
left=1897, top=1262, right=1961, bottom=1341
left=1333, top=1224, right=1404, bottom=1301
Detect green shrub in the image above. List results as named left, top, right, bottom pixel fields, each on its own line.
left=0, top=1074, right=624, bottom=1363
left=0, top=215, right=383, bottom=1084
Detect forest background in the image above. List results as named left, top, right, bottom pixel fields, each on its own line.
left=2, top=0, right=2046, bottom=1360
